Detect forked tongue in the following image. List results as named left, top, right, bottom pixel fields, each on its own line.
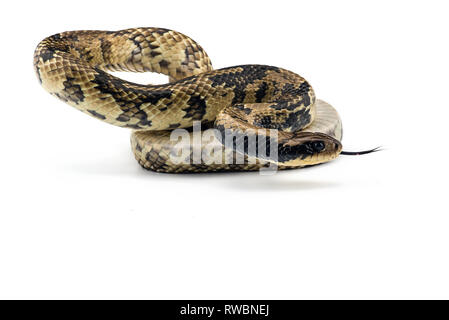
left=341, top=146, right=382, bottom=155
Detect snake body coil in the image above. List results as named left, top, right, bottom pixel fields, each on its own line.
left=34, top=27, right=344, bottom=173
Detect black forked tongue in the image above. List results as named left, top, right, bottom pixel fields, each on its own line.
left=341, top=146, right=382, bottom=155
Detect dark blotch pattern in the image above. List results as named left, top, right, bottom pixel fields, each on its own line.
left=254, top=115, right=273, bottom=128
left=91, top=70, right=171, bottom=128
left=168, top=123, right=181, bottom=129
left=40, top=50, right=55, bottom=63
left=255, top=82, right=268, bottom=103
left=62, top=77, right=85, bottom=104
left=235, top=104, right=252, bottom=115
left=183, top=95, right=208, bottom=120
left=87, top=110, right=106, bottom=120
left=209, top=65, right=280, bottom=105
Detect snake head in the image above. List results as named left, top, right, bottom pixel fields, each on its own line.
left=277, top=132, right=342, bottom=166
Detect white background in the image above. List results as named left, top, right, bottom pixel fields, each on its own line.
left=0, top=0, right=448, bottom=299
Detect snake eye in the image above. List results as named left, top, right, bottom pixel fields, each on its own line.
left=312, top=141, right=325, bottom=152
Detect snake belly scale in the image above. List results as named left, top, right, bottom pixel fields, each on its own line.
left=34, top=27, right=343, bottom=173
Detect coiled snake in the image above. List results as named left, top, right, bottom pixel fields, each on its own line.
left=34, top=27, right=371, bottom=173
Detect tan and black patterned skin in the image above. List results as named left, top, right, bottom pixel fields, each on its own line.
left=34, top=27, right=343, bottom=173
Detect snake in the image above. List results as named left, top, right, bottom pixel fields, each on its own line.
left=34, top=27, right=374, bottom=173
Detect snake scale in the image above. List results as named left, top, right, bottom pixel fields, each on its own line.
left=34, top=27, right=352, bottom=173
